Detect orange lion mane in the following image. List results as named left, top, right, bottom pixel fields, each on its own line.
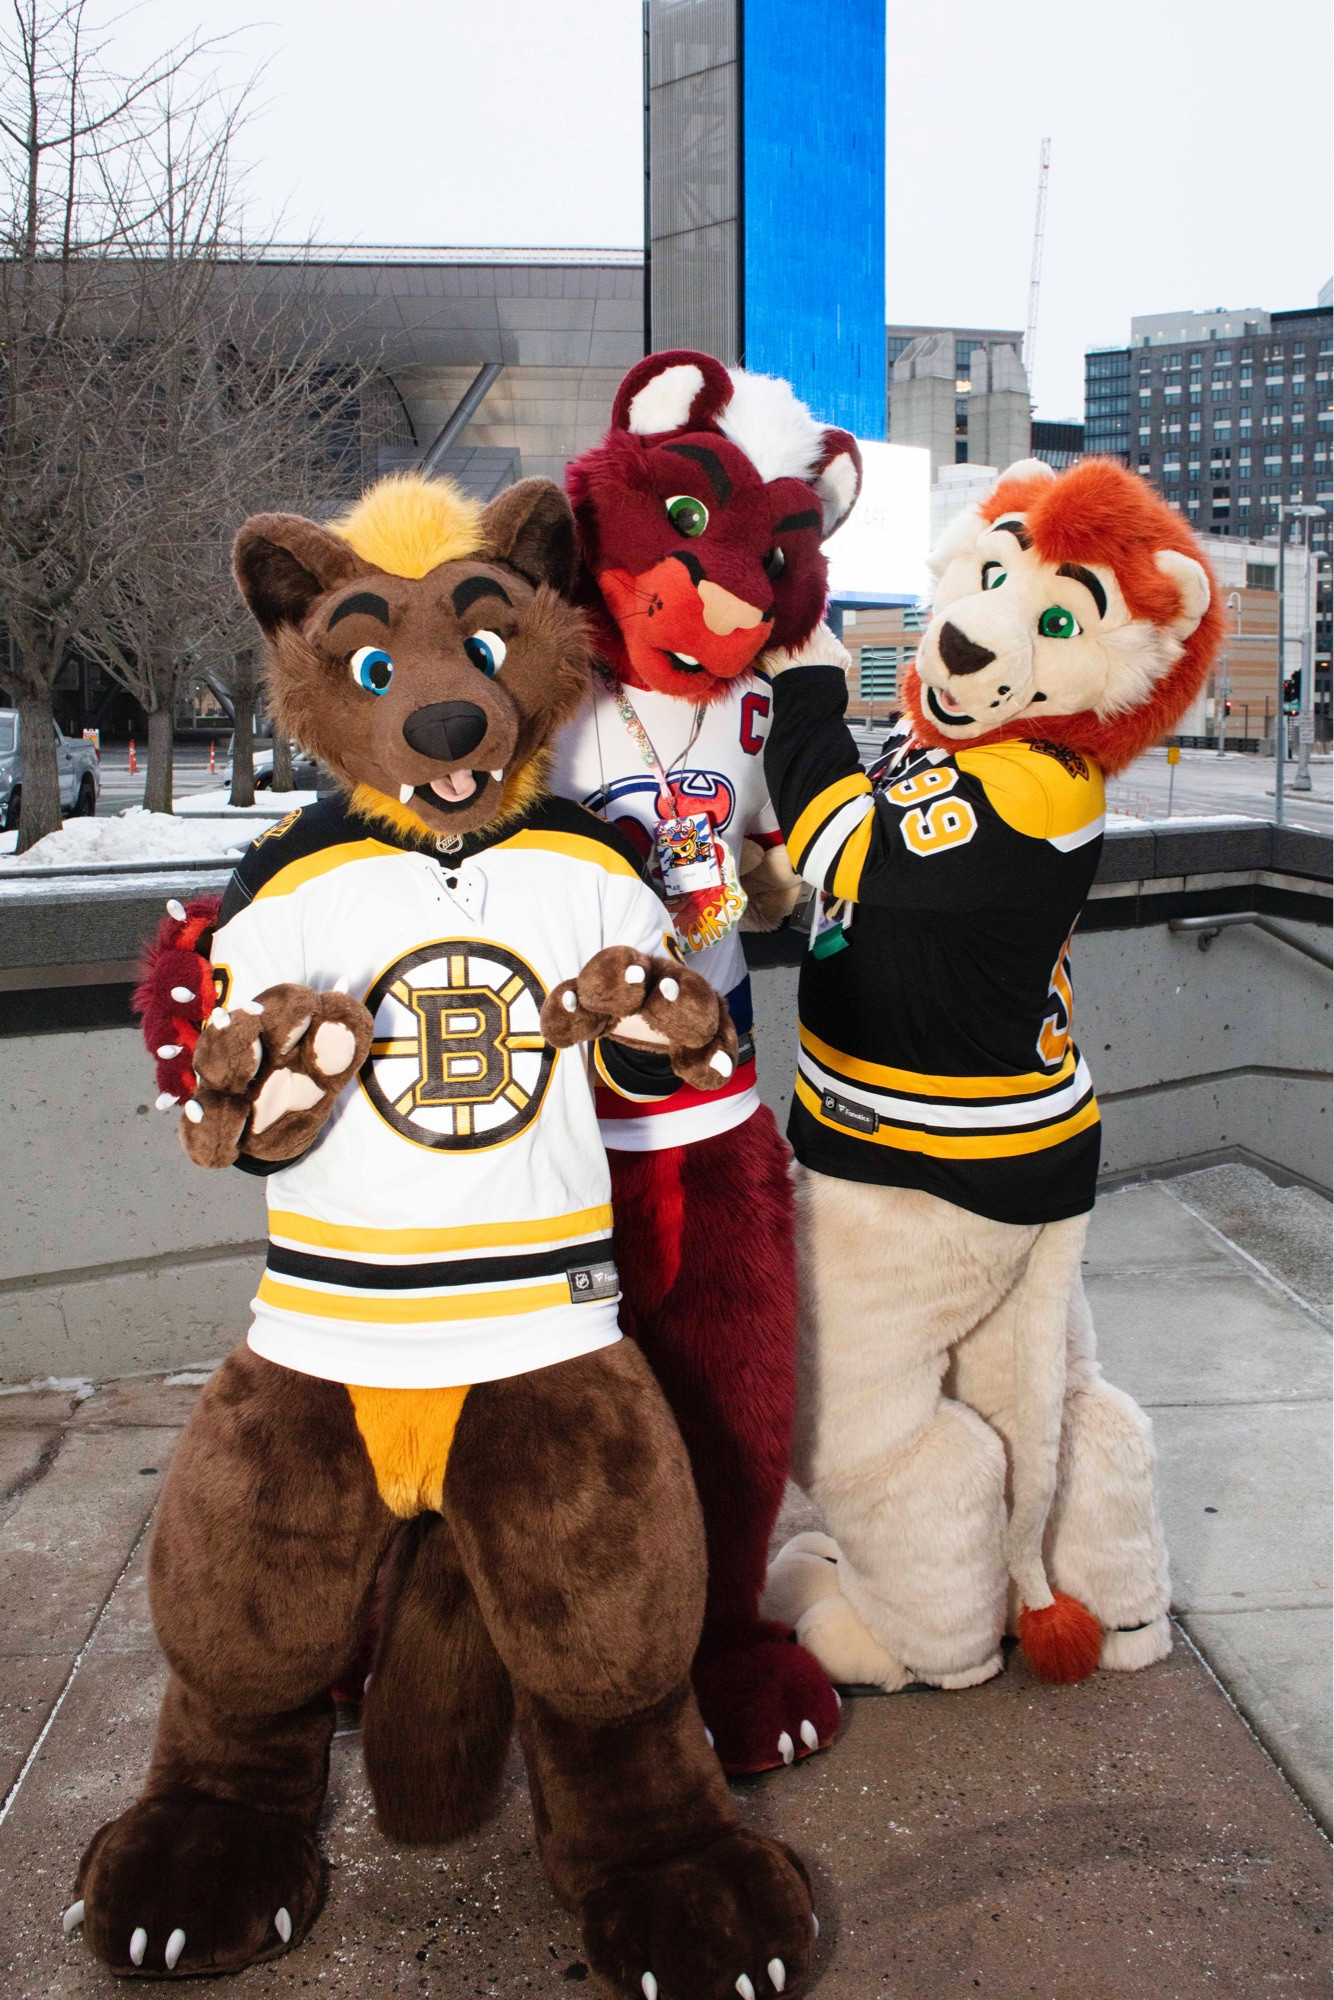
left=902, top=458, right=1224, bottom=778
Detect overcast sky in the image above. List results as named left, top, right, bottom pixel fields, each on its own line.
left=118, top=0, right=1331, bottom=424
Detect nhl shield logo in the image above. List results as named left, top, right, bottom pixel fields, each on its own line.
left=360, top=939, right=554, bottom=1151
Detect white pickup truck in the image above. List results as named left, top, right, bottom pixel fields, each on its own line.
left=0, top=713, right=101, bottom=831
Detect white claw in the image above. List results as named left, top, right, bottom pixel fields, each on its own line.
left=777, top=1730, right=795, bottom=1765
left=155, top=1091, right=179, bottom=1111
left=736, top=1977, right=756, bottom=2000
left=399, top=784, right=415, bottom=804
left=129, top=1927, right=147, bottom=1966
left=624, top=963, right=646, bottom=984
left=183, top=1099, right=204, bottom=1124
left=331, top=976, right=349, bottom=995
left=812, top=1913, right=820, bottom=1938
left=768, top=1962, right=787, bottom=1995
left=658, top=976, right=679, bottom=1001
left=156, top=1043, right=182, bottom=1059
left=641, top=1976, right=658, bottom=2000
left=561, top=988, right=578, bottom=1012
left=274, top=1907, right=292, bottom=1945
left=709, top=1050, right=733, bottom=1078
left=164, top=1928, right=186, bottom=1970
left=170, top=985, right=194, bottom=1004
left=165, top=899, right=186, bottom=921
left=800, top=1718, right=819, bottom=1752
left=704, top=1726, right=714, bottom=1748
left=209, top=1007, right=231, bottom=1030
left=235, top=999, right=266, bottom=1016
left=62, top=1900, right=84, bottom=1934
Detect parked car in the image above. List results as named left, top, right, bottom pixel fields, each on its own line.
left=223, top=743, right=327, bottom=792
left=0, top=713, right=101, bottom=831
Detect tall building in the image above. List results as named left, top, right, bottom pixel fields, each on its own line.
left=887, top=323, right=1029, bottom=472
left=1030, top=420, right=1085, bottom=470
left=1085, top=297, right=1332, bottom=727
left=645, top=0, right=886, bottom=437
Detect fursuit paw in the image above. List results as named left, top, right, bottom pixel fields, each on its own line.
left=581, top=1827, right=814, bottom=2000
left=693, top=1620, right=841, bottom=1777
left=182, top=983, right=373, bottom=1168
left=540, top=947, right=739, bottom=1092
left=73, top=1794, right=322, bottom=1976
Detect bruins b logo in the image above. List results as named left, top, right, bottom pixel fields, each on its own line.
left=360, top=940, right=554, bottom=1150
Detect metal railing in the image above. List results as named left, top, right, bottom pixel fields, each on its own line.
left=1169, top=911, right=1333, bottom=969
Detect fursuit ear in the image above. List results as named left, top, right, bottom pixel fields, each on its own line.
left=482, top=478, right=578, bottom=592
left=1154, top=548, right=1211, bottom=639
left=813, top=428, right=863, bottom=535
left=612, top=349, right=733, bottom=436
left=232, top=515, right=370, bottom=637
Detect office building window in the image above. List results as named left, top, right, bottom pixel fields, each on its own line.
left=1240, top=345, right=1252, bottom=361
left=1189, top=389, right=1202, bottom=405
left=902, top=606, right=929, bottom=631
left=1189, top=353, right=1201, bottom=365
left=1215, top=350, right=1232, bottom=365
left=858, top=647, right=905, bottom=700
left=1214, top=421, right=1232, bottom=439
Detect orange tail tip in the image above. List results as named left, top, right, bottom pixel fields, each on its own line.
left=1017, top=1591, right=1103, bottom=1684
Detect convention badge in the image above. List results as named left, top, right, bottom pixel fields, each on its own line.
left=667, top=836, right=748, bottom=956
left=810, top=893, right=850, bottom=959
left=655, top=811, right=725, bottom=896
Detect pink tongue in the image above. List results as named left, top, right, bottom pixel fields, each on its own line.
left=430, top=770, right=477, bottom=802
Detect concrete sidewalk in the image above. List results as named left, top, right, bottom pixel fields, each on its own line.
left=0, top=1170, right=1329, bottom=1998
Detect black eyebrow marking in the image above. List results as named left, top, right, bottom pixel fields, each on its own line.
left=452, top=575, right=512, bottom=617
left=991, top=517, right=1033, bottom=549
left=327, top=591, right=390, bottom=630
left=773, top=510, right=823, bottom=534
left=663, top=442, right=732, bottom=505
left=1057, top=563, right=1107, bottom=619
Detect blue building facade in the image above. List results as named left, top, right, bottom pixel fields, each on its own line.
left=647, top=0, right=886, bottom=440
left=742, top=0, right=886, bottom=438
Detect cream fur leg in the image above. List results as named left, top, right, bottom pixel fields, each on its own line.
left=1045, top=1279, right=1172, bottom=1670
left=762, top=1533, right=913, bottom=1691
left=793, top=1170, right=1025, bottom=1683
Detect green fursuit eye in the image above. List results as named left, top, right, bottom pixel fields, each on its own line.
left=982, top=562, right=1007, bottom=590
left=666, top=493, right=709, bottom=537
left=1038, top=605, right=1080, bottom=640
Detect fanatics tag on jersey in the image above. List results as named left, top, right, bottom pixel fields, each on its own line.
left=566, top=1259, right=619, bottom=1304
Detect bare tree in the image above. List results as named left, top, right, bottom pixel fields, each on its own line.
left=0, top=0, right=228, bottom=846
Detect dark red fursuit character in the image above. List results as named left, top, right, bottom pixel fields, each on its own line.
left=554, top=351, right=862, bottom=1771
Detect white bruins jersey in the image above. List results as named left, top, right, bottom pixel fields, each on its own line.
left=548, top=671, right=784, bottom=1151
left=211, top=795, right=676, bottom=1389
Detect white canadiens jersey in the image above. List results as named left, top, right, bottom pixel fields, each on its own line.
left=548, top=672, right=783, bottom=1152
left=210, top=795, right=675, bottom=1390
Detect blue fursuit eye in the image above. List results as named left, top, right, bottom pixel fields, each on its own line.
left=464, top=630, right=507, bottom=677
left=350, top=646, right=394, bottom=694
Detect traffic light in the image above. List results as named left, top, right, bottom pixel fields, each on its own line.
left=1282, top=672, right=1301, bottom=715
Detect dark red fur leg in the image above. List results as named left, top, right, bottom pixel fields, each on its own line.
left=612, top=1108, right=840, bottom=1775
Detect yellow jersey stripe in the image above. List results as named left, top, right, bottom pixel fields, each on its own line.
left=831, top=809, right=875, bottom=901
left=787, top=772, right=872, bottom=870
left=266, top=1203, right=613, bottom=1256
left=256, top=1274, right=578, bottom=1323
left=794, top=1074, right=1099, bottom=1159
left=251, top=839, right=404, bottom=903
left=798, top=1025, right=1077, bottom=1101
left=492, top=829, right=641, bottom=879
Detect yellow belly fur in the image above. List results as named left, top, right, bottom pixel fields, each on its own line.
left=346, top=1383, right=472, bottom=1517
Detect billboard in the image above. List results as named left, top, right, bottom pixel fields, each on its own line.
left=823, top=441, right=932, bottom=608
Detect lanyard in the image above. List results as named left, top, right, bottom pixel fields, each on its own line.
left=597, top=666, right=705, bottom=821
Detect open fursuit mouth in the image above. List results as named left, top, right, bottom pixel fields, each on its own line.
left=925, top=685, right=974, bottom=727
left=396, top=769, right=505, bottom=811
left=663, top=650, right=705, bottom=675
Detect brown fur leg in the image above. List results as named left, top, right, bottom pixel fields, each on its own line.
left=75, top=1346, right=393, bottom=1979
left=362, top=1513, right=515, bottom=1844
left=444, top=1341, right=814, bottom=1998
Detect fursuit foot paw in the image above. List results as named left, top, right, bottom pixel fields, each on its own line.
left=582, top=1827, right=814, bottom=2000
left=73, top=1793, right=323, bottom=1976
left=693, top=1622, right=840, bottom=1777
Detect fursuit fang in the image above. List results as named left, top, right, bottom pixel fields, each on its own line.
left=361, top=939, right=554, bottom=1151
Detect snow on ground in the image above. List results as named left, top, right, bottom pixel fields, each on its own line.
left=172, top=788, right=317, bottom=817
left=0, top=808, right=251, bottom=869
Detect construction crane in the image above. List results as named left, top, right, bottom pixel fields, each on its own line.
left=1024, top=138, right=1052, bottom=401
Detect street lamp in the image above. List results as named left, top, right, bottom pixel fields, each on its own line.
left=1215, top=590, right=1242, bottom=758
left=1273, top=502, right=1327, bottom=822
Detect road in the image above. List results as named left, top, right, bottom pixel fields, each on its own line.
left=848, top=727, right=1333, bottom=834
left=94, top=743, right=234, bottom=816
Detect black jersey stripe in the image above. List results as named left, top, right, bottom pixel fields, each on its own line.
left=265, top=1236, right=612, bottom=1293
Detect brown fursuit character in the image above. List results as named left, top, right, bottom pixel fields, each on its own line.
left=70, top=475, right=814, bottom=1999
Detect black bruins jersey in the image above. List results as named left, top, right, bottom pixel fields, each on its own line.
left=765, top=664, right=1105, bottom=1225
